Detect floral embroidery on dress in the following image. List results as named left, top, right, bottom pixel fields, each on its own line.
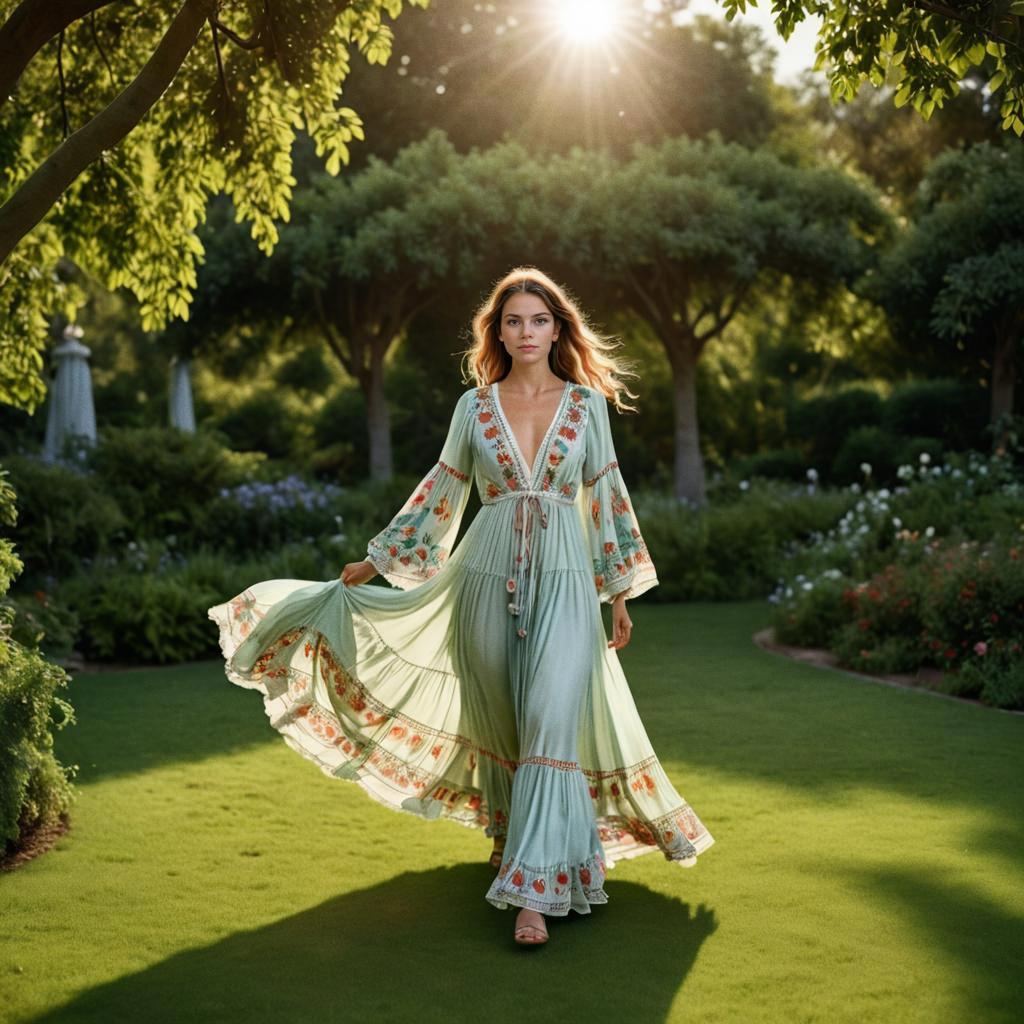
left=487, top=850, right=608, bottom=914
left=366, top=466, right=467, bottom=582
left=475, top=385, right=520, bottom=494
left=538, top=386, right=587, bottom=496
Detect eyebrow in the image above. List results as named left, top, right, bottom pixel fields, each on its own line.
left=504, top=312, right=550, bottom=318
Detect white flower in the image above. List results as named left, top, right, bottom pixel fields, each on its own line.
left=739, top=480, right=750, bottom=491
left=802, top=581, right=813, bottom=591
left=860, top=462, right=872, bottom=476
left=925, top=526, right=935, bottom=538
left=892, top=517, right=902, bottom=528
left=806, top=468, right=819, bottom=482
left=919, top=452, right=931, bottom=465
left=849, top=482, right=861, bottom=493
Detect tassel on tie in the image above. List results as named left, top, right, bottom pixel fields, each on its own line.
left=507, top=493, right=549, bottom=638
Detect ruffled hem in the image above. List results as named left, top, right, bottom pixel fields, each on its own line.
left=207, top=581, right=715, bottom=868
left=486, top=850, right=609, bottom=916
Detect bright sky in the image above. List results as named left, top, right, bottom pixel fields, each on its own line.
left=670, top=0, right=821, bottom=84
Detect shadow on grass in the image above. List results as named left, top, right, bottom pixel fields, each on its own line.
left=848, top=864, right=1024, bottom=1022
left=26, top=866, right=717, bottom=1024
left=57, top=603, right=1024, bottom=865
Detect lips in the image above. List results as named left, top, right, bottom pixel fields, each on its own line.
left=520, top=346, right=538, bottom=350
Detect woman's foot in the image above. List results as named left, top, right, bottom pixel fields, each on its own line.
left=514, top=908, right=548, bottom=945
left=488, top=836, right=506, bottom=869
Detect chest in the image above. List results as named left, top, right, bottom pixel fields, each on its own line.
left=495, top=387, right=567, bottom=469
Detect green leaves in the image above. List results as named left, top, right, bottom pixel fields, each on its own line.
left=0, top=0, right=430, bottom=411
left=746, top=2, right=1024, bottom=132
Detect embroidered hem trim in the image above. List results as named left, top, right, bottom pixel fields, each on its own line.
left=210, top=593, right=715, bottom=862
left=486, top=850, right=609, bottom=917
left=519, top=755, right=579, bottom=772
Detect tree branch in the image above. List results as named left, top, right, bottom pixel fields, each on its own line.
left=910, top=1, right=1024, bottom=55
left=57, top=28, right=70, bottom=138
left=211, top=16, right=262, bottom=50
left=0, top=0, right=215, bottom=266
left=0, top=0, right=115, bottom=104
left=312, top=287, right=353, bottom=374
left=88, top=11, right=117, bottom=89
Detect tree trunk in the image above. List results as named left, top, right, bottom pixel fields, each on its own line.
left=0, top=0, right=213, bottom=265
left=670, top=340, right=706, bottom=506
left=364, top=345, right=393, bottom=482
left=990, top=325, right=1018, bottom=446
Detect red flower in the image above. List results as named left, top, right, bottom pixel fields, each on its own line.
left=857, top=618, right=872, bottom=631
left=557, top=872, right=569, bottom=885
left=944, top=649, right=957, bottom=659
left=990, top=613, right=1000, bottom=623
left=579, top=868, right=591, bottom=886
left=484, top=426, right=499, bottom=439
left=531, top=878, right=545, bottom=894
left=610, top=782, right=620, bottom=797
left=512, top=870, right=524, bottom=887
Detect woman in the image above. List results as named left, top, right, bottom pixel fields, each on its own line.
left=208, top=267, right=714, bottom=948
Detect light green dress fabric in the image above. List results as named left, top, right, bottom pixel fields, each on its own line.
left=209, top=379, right=714, bottom=916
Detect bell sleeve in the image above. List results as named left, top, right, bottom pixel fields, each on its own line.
left=581, top=389, right=659, bottom=603
left=365, top=389, right=474, bottom=590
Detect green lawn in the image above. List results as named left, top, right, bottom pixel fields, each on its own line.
left=2, top=600, right=1022, bottom=1024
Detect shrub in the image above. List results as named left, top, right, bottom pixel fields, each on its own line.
left=831, top=426, right=910, bottom=486
left=1, top=455, right=125, bottom=581
left=882, top=378, right=989, bottom=452
left=60, top=542, right=343, bottom=664
left=730, top=447, right=807, bottom=482
left=86, top=427, right=261, bottom=544
left=0, top=467, right=77, bottom=855
left=790, top=387, right=884, bottom=477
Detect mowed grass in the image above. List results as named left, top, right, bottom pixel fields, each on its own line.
left=1, top=600, right=1022, bottom=1024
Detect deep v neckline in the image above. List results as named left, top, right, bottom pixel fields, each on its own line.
left=492, top=379, right=571, bottom=488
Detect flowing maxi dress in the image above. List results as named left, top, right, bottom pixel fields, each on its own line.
left=208, top=379, right=715, bottom=916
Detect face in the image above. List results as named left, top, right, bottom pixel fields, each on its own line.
left=498, top=292, right=560, bottom=366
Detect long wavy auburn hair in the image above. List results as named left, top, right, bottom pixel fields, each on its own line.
left=461, top=266, right=640, bottom=413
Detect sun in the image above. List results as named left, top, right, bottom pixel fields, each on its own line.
left=552, top=0, right=620, bottom=44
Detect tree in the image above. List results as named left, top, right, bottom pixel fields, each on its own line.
left=553, top=134, right=888, bottom=505
left=190, top=129, right=492, bottom=480
left=718, top=0, right=1024, bottom=133
left=0, top=0, right=428, bottom=413
left=867, top=141, right=1024, bottom=429
left=790, top=66, right=1001, bottom=210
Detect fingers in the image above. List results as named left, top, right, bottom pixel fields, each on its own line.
left=607, top=619, right=633, bottom=649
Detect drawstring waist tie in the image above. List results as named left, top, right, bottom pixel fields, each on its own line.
left=481, top=489, right=574, bottom=639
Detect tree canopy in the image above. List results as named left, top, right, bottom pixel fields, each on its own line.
left=867, top=141, right=1024, bottom=425
left=720, top=0, right=1024, bottom=132
left=0, top=0, right=427, bottom=413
